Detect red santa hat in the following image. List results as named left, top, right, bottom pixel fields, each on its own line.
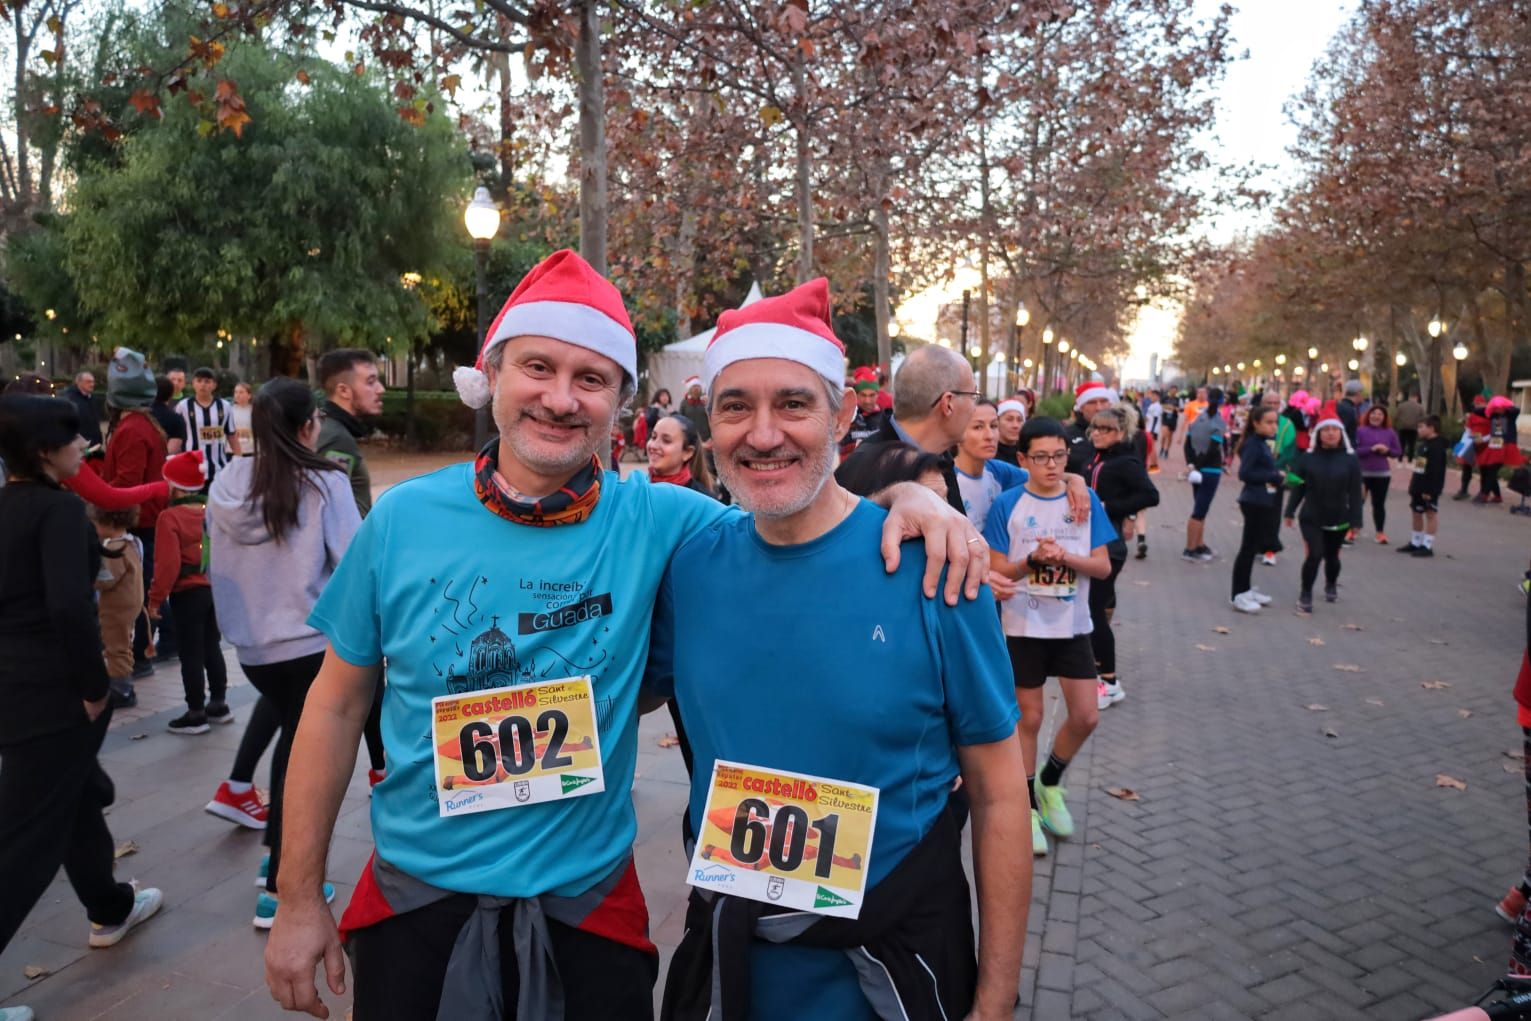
left=452, top=249, right=636, bottom=409
left=1074, top=380, right=1117, bottom=411
left=702, top=278, right=846, bottom=394
left=163, top=450, right=207, bottom=490
left=682, top=375, right=701, bottom=392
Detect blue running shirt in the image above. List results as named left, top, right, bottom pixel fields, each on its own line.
left=308, top=464, right=729, bottom=898
left=645, top=499, right=1019, bottom=1019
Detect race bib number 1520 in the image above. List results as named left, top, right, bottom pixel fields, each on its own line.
left=688, top=761, right=878, bottom=919
left=430, top=676, right=604, bottom=817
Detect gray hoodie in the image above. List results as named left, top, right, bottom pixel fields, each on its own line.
left=207, top=456, right=360, bottom=665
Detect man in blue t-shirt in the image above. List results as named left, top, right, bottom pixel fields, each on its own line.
left=645, top=279, right=1028, bottom=1021
left=262, top=251, right=991, bottom=1021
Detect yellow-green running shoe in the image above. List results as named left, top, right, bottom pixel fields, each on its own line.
left=1036, top=781, right=1074, bottom=839
left=1031, top=809, right=1049, bottom=857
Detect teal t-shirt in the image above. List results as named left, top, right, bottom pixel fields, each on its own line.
left=645, top=500, right=1019, bottom=1019
left=308, top=463, right=730, bottom=898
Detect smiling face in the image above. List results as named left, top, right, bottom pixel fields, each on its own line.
left=646, top=416, right=692, bottom=475
left=709, top=358, right=854, bottom=521
left=1366, top=407, right=1385, bottom=427
left=486, top=335, right=625, bottom=482
left=1090, top=414, right=1122, bottom=449
left=960, top=404, right=999, bottom=462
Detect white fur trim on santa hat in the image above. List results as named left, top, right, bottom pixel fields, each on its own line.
left=683, top=375, right=701, bottom=390
left=453, top=366, right=494, bottom=409
left=488, top=300, right=637, bottom=382
left=1074, top=384, right=1117, bottom=411
left=997, top=399, right=1026, bottom=418
left=702, top=322, right=845, bottom=394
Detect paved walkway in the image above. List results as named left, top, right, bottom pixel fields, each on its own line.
left=3, top=445, right=1528, bottom=1019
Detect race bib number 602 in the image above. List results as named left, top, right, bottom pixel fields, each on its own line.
left=431, top=676, right=604, bottom=817
left=688, top=761, right=878, bottom=919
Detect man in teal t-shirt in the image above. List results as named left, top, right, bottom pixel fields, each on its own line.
left=645, top=279, right=1029, bottom=1021
left=262, top=251, right=991, bottom=1021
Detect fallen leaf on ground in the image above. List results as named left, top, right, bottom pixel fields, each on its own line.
left=1195, top=643, right=1216, bottom=652
left=1333, top=664, right=1364, bottom=673
left=23, top=964, right=49, bottom=980
left=1341, top=623, right=1364, bottom=631
left=130, top=733, right=147, bottom=741
left=1322, top=726, right=1340, bottom=738
left=1421, top=680, right=1451, bottom=690
left=1133, top=580, right=1151, bottom=587
left=1212, top=626, right=1231, bottom=634
left=1507, top=749, right=1526, bottom=761
left=657, top=734, right=680, bottom=749
left=1428, top=639, right=1449, bottom=645
left=1458, top=709, right=1473, bottom=719
left=1304, top=704, right=1330, bottom=712
left=114, top=840, right=138, bottom=859
left=1365, top=698, right=1385, bottom=706
left=1506, top=762, right=1522, bottom=774
left=1435, top=774, right=1467, bottom=791
left=1307, top=637, right=1325, bottom=646
left=1105, top=787, right=1141, bottom=801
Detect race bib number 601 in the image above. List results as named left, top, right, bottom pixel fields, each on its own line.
left=688, top=761, right=878, bottom=919
left=430, top=676, right=604, bottom=817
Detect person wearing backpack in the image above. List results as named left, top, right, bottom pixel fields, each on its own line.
left=1182, top=386, right=1226, bottom=562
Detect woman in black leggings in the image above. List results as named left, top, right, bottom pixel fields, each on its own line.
left=206, top=378, right=361, bottom=928
left=1284, top=419, right=1363, bottom=613
left=1230, top=406, right=1283, bottom=612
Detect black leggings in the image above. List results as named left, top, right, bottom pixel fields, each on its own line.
left=1362, top=476, right=1390, bottom=532
left=170, top=585, right=227, bottom=711
left=1299, top=521, right=1345, bottom=592
left=0, top=711, right=135, bottom=951
left=1482, top=465, right=1503, bottom=499
left=231, top=671, right=386, bottom=792
left=1088, top=557, right=1126, bottom=677
left=239, top=651, right=325, bottom=893
left=1459, top=464, right=1474, bottom=495
left=1232, top=502, right=1280, bottom=598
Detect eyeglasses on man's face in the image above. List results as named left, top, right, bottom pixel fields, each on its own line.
left=1025, top=451, right=1069, bottom=465
left=930, top=389, right=982, bottom=409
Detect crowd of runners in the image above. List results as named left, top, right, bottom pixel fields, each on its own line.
left=1, top=246, right=1528, bottom=1020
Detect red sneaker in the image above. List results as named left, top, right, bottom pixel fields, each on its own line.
left=368, top=768, right=387, bottom=788
left=1497, top=886, right=1528, bottom=924
left=205, top=782, right=268, bottom=829
left=1376, top=533, right=1388, bottom=545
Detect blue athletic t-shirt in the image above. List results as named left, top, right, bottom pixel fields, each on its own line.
left=308, top=464, right=730, bottom=898
left=954, top=458, right=1027, bottom=530
left=645, top=499, right=1019, bottom=1020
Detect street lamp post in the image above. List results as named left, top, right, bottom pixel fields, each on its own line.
left=1427, top=318, right=1445, bottom=414
left=465, top=186, right=502, bottom=451
left=1041, top=327, right=1054, bottom=395
left=1451, top=341, right=1468, bottom=418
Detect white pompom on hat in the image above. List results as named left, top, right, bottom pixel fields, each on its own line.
left=452, top=249, right=637, bottom=409
left=702, top=277, right=846, bottom=394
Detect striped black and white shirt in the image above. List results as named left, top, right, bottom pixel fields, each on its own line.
left=175, top=396, right=237, bottom=479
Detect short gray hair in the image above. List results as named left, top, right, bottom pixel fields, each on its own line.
left=892, top=345, right=969, bottom=421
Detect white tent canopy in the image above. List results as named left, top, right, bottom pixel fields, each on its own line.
left=645, top=282, right=763, bottom=401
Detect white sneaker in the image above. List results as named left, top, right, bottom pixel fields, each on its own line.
left=1231, top=592, right=1262, bottom=614
left=1097, top=680, right=1125, bottom=709
left=89, top=886, right=163, bottom=948
left=1248, top=589, right=1273, bottom=605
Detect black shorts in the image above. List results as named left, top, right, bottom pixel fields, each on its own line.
left=1006, top=634, right=1099, bottom=689
left=1410, top=491, right=1439, bottom=514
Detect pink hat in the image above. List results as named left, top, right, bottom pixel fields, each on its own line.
left=702, top=278, right=846, bottom=394
left=163, top=450, right=207, bottom=490
left=1074, top=381, right=1117, bottom=410
left=1290, top=389, right=1311, bottom=406
left=452, top=249, right=636, bottom=409
left=1487, top=395, right=1515, bottom=414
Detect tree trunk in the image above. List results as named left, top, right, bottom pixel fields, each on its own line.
left=269, top=324, right=306, bottom=379
left=792, top=58, right=812, bottom=284
left=495, top=47, right=516, bottom=193
left=574, top=0, right=607, bottom=275
left=674, top=205, right=698, bottom=338
left=976, top=88, right=992, bottom=394
left=872, top=201, right=892, bottom=374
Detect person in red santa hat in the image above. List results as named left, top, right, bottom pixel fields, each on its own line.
left=840, top=364, right=886, bottom=459
left=262, top=249, right=988, bottom=1021
left=676, top=373, right=711, bottom=451
left=1065, top=379, right=1119, bottom=475
left=650, top=276, right=1029, bottom=1021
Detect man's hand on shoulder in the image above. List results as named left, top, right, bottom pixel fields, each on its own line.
left=1062, top=473, right=1091, bottom=521
left=875, top=482, right=987, bottom=605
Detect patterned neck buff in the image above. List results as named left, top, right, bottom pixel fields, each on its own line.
left=473, top=439, right=602, bottom=527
